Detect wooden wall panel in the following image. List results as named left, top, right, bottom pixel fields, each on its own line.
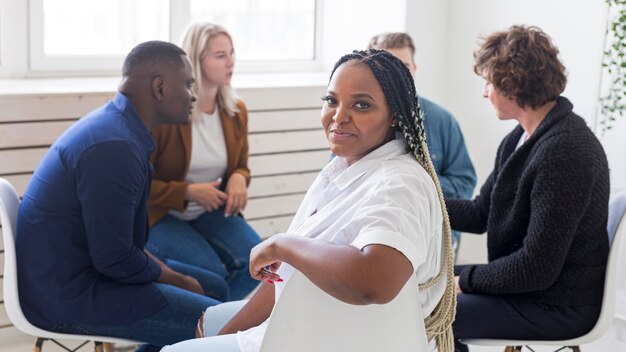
left=0, top=148, right=47, bottom=175
left=248, top=109, right=321, bottom=133
left=0, top=94, right=113, bottom=122
left=248, top=172, right=317, bottom=198
left=0, top=121, right=75, bottom=148
left=249, top=130, right=327, bottom=155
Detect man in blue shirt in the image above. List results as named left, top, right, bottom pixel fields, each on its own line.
left=16, top=41, right=223, bottom=350
left=368, top=32, right=477, bottom=253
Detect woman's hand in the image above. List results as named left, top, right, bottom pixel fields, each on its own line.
left=186, top=180, right=227, bottom=212
left=455, top=276, right=463, bottom=295
left=224, top=173, right=248, bottom=217
left=249, top=235, right=283, bottom=282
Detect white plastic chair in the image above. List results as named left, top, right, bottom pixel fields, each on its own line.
left=259, top=269, right=430, bottom=352
left=610, top=191, right=626, bottom=341
left=0, top=178, right=142, bottom=352
left=461, top=190, right=626, bottom=352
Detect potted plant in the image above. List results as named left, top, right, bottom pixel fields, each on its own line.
left=599, top=0, right=626, bottom=133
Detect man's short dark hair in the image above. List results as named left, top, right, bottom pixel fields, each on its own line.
left=122, top=41, right=186, bottom=77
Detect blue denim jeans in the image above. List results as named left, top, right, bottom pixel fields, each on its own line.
left=165, top=258, right=229, bottom=301
left=146, top=209, right=262, bottom=300
left=162, top=300, right=247, bottom=352
left=47, top=283, right=221, bottom=349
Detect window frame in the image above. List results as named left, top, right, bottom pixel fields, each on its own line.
left=27, top=0, right=323, bottom=75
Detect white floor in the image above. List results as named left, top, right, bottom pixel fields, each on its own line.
left=1, top=323, right=626, bottom=352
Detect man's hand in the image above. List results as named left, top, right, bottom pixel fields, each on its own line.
left=186, top=180, right=227, bottom=212
left=176, top=274, right=205, bottom=296
left=145, top=249, right=205, bottom=296
left=455, top=276, right=463, bottom=295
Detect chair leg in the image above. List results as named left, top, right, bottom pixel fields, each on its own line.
left=504, top=346, right=523, bottom=352
left=94, top=341, right=103, bottom=352
left=33, top=337, right=46, bottom=352
left=103, top=343, right=115, bottom=352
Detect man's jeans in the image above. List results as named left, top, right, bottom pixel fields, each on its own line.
left=47, top=283, right=221, bottom=348
left=146, top=209, right=262, bottom=300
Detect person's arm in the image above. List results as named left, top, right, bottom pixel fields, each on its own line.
left=144, top=249, right=204, bottom=295
left=77, top=142, right=160, bottom=284
left=225, top=101, right=251, bottom=216
left=445, top=170, right=495, bottom=234
left=457, top=138, right=605, bottom=294
left=445, top=134, right=510, bottom=234
left=218, top=281, right=276, bottom=335
left=250, top=235, right=413, bottom=305
left=149, top=126, right=227, bottom=213
left=231, top=101, right=251, bottom=184
left=438, top=117, right=477, bottom=200
left=148, top=126, right=190, bottom=212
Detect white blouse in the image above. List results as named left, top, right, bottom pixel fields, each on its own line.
left=169, top=108, right=228, bottom=220
left=237, top=138, right=446, bottom=352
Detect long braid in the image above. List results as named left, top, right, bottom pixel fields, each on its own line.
left=330, top=50, right=456, bottom=351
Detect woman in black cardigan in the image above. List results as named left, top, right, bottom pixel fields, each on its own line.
left=451, top=25, right=610, bottom=352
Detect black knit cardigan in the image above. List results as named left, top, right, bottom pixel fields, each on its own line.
left=448, top=97, right=609, bottom=306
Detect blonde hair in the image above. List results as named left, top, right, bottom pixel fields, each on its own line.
left=180, top=22, right=239, bottom=118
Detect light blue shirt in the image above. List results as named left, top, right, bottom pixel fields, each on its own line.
left=419, top=96, right=476, bottom=200
left=419, top=96, right=476, bottom=245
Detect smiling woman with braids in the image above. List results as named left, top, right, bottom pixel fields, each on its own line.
left=161, top=49, right=456, bottom=352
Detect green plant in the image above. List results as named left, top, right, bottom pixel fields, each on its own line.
left=599, top=0, right=626, bottom=132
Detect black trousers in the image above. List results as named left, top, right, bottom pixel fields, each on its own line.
left=453, top=265, right=601, bottom=352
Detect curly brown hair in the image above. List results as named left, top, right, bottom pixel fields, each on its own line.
left=473, top=25, right=567, bottom=109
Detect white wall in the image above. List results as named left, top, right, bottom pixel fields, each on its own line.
left=406, top=0, right=449, bottom=103
left=321, top=0, right=407, bottom=71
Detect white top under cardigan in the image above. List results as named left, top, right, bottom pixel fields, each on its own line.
left=237, top=137, right=446, bottom=352
left=169, top=108, right=228, bottom=220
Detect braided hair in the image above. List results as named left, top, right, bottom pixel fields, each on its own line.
left=329, top=49, right=456, bottom=351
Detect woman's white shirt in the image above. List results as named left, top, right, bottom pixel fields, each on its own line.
left=169, top=108, right=228, bottom=220
left=237, top=138, right=445, bottom=352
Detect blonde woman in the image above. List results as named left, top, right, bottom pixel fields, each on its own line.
left=147, top=23, right=261, bottom=301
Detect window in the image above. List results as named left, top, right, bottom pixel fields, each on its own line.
left=187, top=0, right=317, bottom=62
left=30, top=0, right=169, bottom=72
left=28, top=0, right=320, bottom=74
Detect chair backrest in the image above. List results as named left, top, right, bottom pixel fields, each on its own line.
left=574, top=190, right=626, bottom=343
left=610, top=191, right=626, bottom=291
left=0, top=178, right=35, bottom=332
left=608, top=191, right=626, bottom=246
left=259, top=270, right=430, bottom=352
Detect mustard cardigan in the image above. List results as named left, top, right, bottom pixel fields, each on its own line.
left=148, top=100, right=250, bottom=227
